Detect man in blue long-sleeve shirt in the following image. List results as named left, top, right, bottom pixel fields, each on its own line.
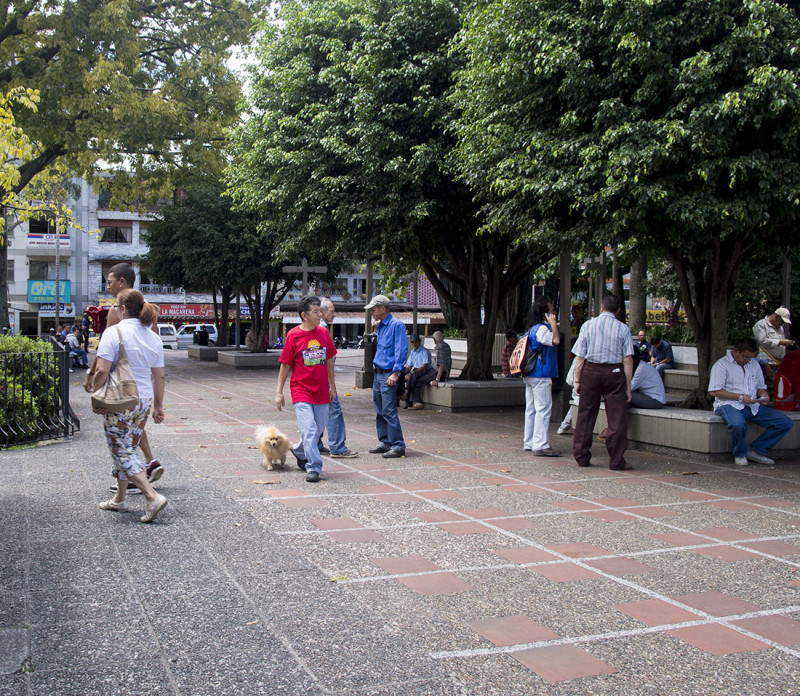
left=366, top=295, right=407, bottom=458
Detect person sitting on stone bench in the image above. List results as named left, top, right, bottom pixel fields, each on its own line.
left=400, top=333, right=434, bottom=410
left=708, top=337, right=793, bottom=466
left=649, top=336, right=675, bottom=378
left=430, top=331, right=451, bottom=386
left=629, top=350, right=666, bottom=409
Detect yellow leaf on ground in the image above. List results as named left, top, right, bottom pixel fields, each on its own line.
left=246, top=620, right=259, bottom=626
left=329, top=575, right=349, bottom=582
left=234, top=523, right=243, bottom=527
left=345, top=393, right=352, bottom=396
left=500, top=469, right=511, bottom=473
left=252, top=480, right=277, bottom=485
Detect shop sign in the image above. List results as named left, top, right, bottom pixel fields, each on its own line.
left=38, top=303, right=76, bottom=318
left=27, top=280, right=71, bottom=303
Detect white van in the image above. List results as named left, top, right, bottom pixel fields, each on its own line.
left=176, top=323, right=218, bottom=349
left=156, top=323, right=178, bottom=350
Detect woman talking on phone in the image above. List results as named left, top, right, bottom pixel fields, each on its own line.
left=523, top=297, right=561, bottom=456
left=89, top=289, right=168, bottom=523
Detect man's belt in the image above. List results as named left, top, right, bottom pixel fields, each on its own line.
left=374, top=366, right=394, bottom=374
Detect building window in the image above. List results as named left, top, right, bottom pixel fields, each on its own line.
left=29, top=215, right=55, bottom=235
left=99, top=226, right=132, bottom=243
left=7, top=259, right=13, bottom=283
left=98, top=189, right=112, bottom=208
left=29, top=260, right=49, bottom=280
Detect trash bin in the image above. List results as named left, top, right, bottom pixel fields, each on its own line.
left=775, top=350, right=800, bottom=411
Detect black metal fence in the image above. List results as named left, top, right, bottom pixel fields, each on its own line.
left=0, top=338, right=80, bottom=447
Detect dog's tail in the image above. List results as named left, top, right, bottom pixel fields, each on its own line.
left=254, top=425, right=272, bottom=444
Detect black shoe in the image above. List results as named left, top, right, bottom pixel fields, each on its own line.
left=382, top=449, right=406, bottom=459
left=319, top=445, right=330, bottom=454
left=305, top=471, right=320, bottom=483
left=291, top=448, right=307, bottom=471
left=369, top=445, right=390, bottom=454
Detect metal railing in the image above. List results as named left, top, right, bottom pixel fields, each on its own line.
left=0, top=338, right=80, bottom=447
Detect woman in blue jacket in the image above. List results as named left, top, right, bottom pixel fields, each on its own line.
left=523, top=297, right=561, bottom=456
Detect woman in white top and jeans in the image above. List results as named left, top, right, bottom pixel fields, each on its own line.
left=90, top=289, right=168, bottom=523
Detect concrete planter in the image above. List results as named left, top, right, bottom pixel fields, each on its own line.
left=217, top=350, right=281, bottom=370
left=419, top=379, right=526, bottom=413
left=187, top=346, right=232, bottom=361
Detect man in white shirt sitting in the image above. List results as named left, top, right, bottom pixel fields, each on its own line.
left=708, top=337, right=793, bottom=466
left=66, top=326, right=89, bottom=368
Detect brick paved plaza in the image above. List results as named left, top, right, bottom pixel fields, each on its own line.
left=2, top=350, right=800, bottom=694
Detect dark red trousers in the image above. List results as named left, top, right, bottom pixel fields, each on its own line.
left=573, top=362, right=628, bottom=469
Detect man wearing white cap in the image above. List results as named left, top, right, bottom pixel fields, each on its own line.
left=753, top=307, right=795, bottom=364
left=365, top=294, right=407, bottom=458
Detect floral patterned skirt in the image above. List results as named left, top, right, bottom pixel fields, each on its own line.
left=102, top=399, right=152, bottom=480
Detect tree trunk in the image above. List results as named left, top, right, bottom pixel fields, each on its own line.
left=214, top=287, right=234, bottom=347
left=629, top=254, right=647, bottom=330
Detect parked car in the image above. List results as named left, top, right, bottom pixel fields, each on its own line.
left=87, top=331, right=99, bottom=351
left=157, top=323, right=178, bottom=350
left=176, top=323, right=218, bottom=349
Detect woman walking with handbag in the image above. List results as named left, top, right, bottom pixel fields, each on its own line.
left=523, top=297, right=561, bottom=456
left=89, top=289, right=168, bottom=523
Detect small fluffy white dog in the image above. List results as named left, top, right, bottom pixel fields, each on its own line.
left=255, top=425, right=291, bottom=470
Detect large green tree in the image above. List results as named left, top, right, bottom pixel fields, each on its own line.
left=143, top=180, right=311, bottom=351
left=0, top=0, right=260, bottom=327
left=452, top=0, right=800, bottom=404
left=226, top=0, right=547, bottom=379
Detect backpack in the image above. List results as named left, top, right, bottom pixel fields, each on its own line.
left=509, top=329, right=544, bottom=376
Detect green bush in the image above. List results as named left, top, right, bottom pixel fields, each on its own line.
left=0, top=336, right=61, bottom=444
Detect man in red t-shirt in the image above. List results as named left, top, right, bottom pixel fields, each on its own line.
left=275, top=296, right=337, bottom=483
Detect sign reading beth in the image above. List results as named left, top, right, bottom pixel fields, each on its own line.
left=27, top=280, right=71, bottom=303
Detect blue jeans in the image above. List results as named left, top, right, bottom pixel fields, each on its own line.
left=71, top=348, right=88, bottom=366
left=715, top=404, right=793, bottom=457
left=373, top=371, right=405, bottom=451
left=293, top=402, right=329, bottom=473
left=295, top=394, right=348, bottom=456
left=654, top=362, right=675, bottom=378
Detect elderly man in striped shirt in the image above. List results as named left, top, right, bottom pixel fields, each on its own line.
left=572, top=295, right=635, bottom=471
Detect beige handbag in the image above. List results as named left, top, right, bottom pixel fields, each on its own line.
left=90, top=327, right=140, bottom=413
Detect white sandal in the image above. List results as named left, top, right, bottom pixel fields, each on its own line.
left=140, top=494, right=168, bottom=523
left=99, top=499, right=128, bottom=512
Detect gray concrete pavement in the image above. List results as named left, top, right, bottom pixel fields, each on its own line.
left=2, top=349, right=800, bottom=694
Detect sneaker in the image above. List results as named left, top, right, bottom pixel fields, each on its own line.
left=330, top=449, right=359, bottom=458
left=746, top=451, right=774, bottom=465
left=305, top=471, right=320, bottom=483
left=99, top=499, right=128, bottom=512
left=291, top=447, right=308, bottom=471
left=369, top=445, right=390, bottom=454
left=382, top=448, right=406, bottom=459
left=147, top=460, right=164, bottom=483
left=109, top=483, right=142, bottom=495
left=140, top=494, right=168, bottom=523
left=734, top=456, right=749, bottom=466
left=318, top=445, right=330, bottom=454
left=557, top=424, right=572, bottom=435
left=410, top=403, right=424, bottom=410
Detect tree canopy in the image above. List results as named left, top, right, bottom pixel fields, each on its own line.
left=451, top=0, right=800, bottom=402
left=226, top=0, right=550, bottom=378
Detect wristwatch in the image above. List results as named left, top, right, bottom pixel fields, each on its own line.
left=738, top=395, right=744, bottom=403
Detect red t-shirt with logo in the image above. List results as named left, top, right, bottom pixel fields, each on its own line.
left=279, top=325, right=337, bottom=404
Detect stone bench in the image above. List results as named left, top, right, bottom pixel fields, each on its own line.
left=217, top=350, right=281, bottom=370
left=581, top=403, right=800, bottom=461
left=662, top=367, right=700, bottom=393
left=419, top=379, right=525, bottom=413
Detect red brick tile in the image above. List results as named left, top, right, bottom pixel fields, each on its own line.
left=419, top=490, right=462, bottom=500
left=650, top=532, right=708, bottom=547
left=506, top=484, right=548, bottom=493
left=668, top=624, right=770, bottom=655
left=268, top=488, right=309, bottom=498
left=732, top=615, right=800, bottom=646
left=357, top=485, right=396, bottom=494
left=416, top=511, right=462, bottom=523
left=585, top=557, right=658, bottom=576
left=480, top=477, right=514, bottom=486
left=540, top=482, right=584, bottom=492
left=490, top=517, right=542, bottom=531
left=279, top=497, right=328, bottom=508
left=630, top=506, right=679, bottom=518
left=673, top=591, right=762, bottom=616
left=706, top=500, right=759, bottom=511
left=460, top=507, right=511, bottom=519
left=706, top=488, right=748, bottom=497
left=690, top=546, right=761, bottom=562
left=746, top=496, right=797, bottom=508
left=549, top=499, right=603, bottom=512
left=528, top=563, right=602, bottom=582
left=693, top=527, right=758, bottom=542
left=397, top=572, right=475, bottom=595
left=613, top=599, right=701, bottom=626
left=374, top=493, right=417, bottom=504
left=519, top=475, right=559, bottom=484
left=742, top=540, right=800, bottom=556
left=670, top=490, right=722, bottom=501
left=371, top=555, right=441, bottom=575
left=401, top=482, right=439, bottom=491
left=546, top=543, right=610, bottom=558
left=327, top=529, right=387, bottom=543
left=512, top=645, right=617, bottom=681
left=493, top=547, right=561, bottom=564
left=469, top=615, right=560, bottom=647
left=311, top=517, right=363, bottom=530
left=437, top=521, right=494, bottom=535
left=581, top=510, right=636, bottom=522
left=589, top=497, right=640, bottom=508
